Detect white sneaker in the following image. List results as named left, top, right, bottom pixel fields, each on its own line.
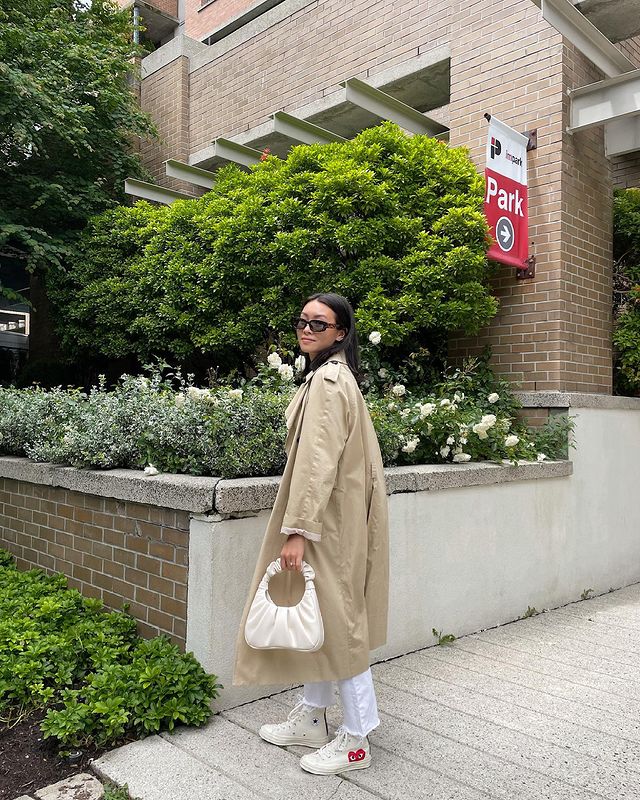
left=259, top=700, right=330, bottom=748
left=299, top=726, right=372, bottom=774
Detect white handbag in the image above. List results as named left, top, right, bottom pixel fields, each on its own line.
left=244, top=559, right=324, bottom=652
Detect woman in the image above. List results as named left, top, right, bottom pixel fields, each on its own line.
left=233, top=292, right=389, bottom=776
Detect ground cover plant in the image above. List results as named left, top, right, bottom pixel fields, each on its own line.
left=48, top=122, right=497, bottom=379
left=0, top=346, right=573, bottom=477
left=0, top=549, right=221, bottom=752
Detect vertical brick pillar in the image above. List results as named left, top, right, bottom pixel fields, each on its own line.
left=447, top=0, right=614, bottom=393
left=140, top=55, right=192, bottom=192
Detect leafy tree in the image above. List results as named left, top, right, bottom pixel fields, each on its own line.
left=0, top=0, right=156, bottom=287
left=612, top=188, right=640, bottom=395
left=50, top=123, right=498, bottom=378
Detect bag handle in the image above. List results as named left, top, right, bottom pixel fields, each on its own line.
left=265, top=558, right=316, bottom=586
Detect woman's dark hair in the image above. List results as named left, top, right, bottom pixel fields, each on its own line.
left=299, top=292, right=363, bottom=385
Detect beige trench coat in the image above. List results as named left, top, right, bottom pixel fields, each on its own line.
left=232, top=349, right=389, bottom=686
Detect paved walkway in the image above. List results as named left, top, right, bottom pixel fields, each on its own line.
left=93, top=583, right=640, bottom=800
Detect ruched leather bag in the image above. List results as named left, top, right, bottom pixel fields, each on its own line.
left=244, top=559, right=324, bottom=652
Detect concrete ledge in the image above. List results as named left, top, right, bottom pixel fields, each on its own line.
left=0, top=456, right=571, bottom=515
left=213, top=459, right=572, bottom=513
left=141, top=34, right=209, bottom=78
left=515, top=391, right=640, bottom=409
left=0, top=457, right=220, bottom=513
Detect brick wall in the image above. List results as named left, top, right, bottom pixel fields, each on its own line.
left=613, top=153, right=640, bottom=189
left=187, top=0, right=259, bottom=40
left=116, top=0, right=179, bottom=16
left=0, top=479, right=189, bottom=648
left=188, top=0, right=451, bottom=150
left=560, top=42, right=613, bottom=393
left=447, top=0, right=567, bottom=392
left=140, top=56, right=192, bottom=188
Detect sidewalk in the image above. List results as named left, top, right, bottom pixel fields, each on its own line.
left=93, top=583, right=640, bottom=800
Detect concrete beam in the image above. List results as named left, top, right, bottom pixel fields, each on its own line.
left=605, top=117, right=640, bottom=157
left=568, top=69, right=640, bottom=131
left=212, top=138, right=264, bottom=167
left=189, top=48, right=451, bottom=168
left=574, top=0, right=640, bottom=44
left=539, top=0, right=635, bottom=77
left=340, top=77, right=448, bottom=136
left=124, top=178, right=197, bottom=205
left=165, top=159, right=216, bottom=189
left=271, top=111, right=346, bottom=145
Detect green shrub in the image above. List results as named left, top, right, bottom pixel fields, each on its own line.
left=613, top=188, right=640, bottom=395
left=48, top=122, right=496, bottom=376
left=0, top=551, right=221, bottom=748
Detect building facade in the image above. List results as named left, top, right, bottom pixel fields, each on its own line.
left=119, top=0, right=640, bottom=394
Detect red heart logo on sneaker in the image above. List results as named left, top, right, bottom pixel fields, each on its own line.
left=348, top=749, right=366, bottom=762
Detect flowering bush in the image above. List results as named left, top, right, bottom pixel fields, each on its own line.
left=0, top=346, right=573, bottom=477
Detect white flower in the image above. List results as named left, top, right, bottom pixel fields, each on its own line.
left=400, top=408, right=410, bottom=417
left=228, top=388, right=243, bottom=399
left=454, top=392, right=464, bottom=402
left=488, top=392, right=500, bottom=404
left=175, top=394, right=185, bottom=408
left=368, top=331, right=382, bottom=345
left=446, top=435, right=455, bottom=445
left=401, top=437, right=419, bottom=453
left=392, top=383, right=406, bottom=396
left=453, top=452, right=472, bottom=463
left=267, top=352, right=282, bottom=369
left=505, top=435, right=519, bottom=447
left=440, top=445, right=450, bottom=458
left=472, top=423, right=489, bottom=439
left=480, top=414, right=497, bottom=428
left=294, top=355, right=306, bottom=372
left=460, top=437, right=467, bottom=445
left=187, top=387, right=211, bottom=401
left=136, top=376, right=150, bottom=388
left=419, top=402, right=435, bottom=418
left=144, top=464, right=159, bottom=476
left=387, top=402, right=396, bottom=411
left=537, top=452, right=548, bottom=462
left=278, top=363, right=294, bottom=381
left=440, top=398, right=451, bottom=407
left=378, top=367, right=388, bottom=378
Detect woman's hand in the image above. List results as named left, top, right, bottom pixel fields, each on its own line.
left=280, top=533, right=305, bottom=571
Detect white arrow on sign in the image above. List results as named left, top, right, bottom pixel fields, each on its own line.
left=496, top=217, right=515, bottom=252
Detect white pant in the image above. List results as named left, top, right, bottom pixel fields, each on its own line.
left=303, top=667, right=380, bottom=738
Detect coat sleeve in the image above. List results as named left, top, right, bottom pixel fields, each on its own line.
left=280, top=370, right=349, bottom=541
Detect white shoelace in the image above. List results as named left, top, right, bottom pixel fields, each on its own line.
left=316, top=726, right=357, bottom=759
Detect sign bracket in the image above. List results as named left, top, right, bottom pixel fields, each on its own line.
left=516, top=254, right=536, bottom=280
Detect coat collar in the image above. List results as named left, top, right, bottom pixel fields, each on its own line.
left=304, top=349, right=348, bottom=383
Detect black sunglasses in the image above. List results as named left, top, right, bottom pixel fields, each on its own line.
left=292, top=317, right=342, bottom=333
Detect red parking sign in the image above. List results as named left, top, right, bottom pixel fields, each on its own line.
left=484, top=117, right=529, bottom=268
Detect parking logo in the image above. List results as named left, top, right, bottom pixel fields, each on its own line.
left=490, top=137, right=502, bottom=159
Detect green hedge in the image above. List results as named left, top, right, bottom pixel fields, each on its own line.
left=613, top=188, right=640, bottom=395
left=0, top=549, right=221, bottom=749
left=48, top=122, right=496, bottom=377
